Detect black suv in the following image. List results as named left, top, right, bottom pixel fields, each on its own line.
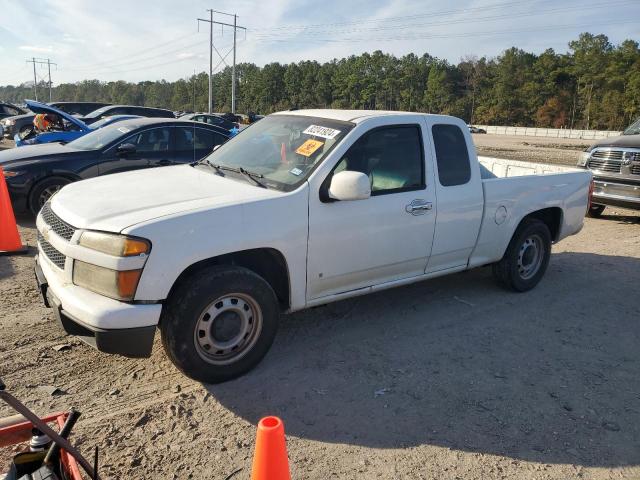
left=81, top=105, right=175, bottom=125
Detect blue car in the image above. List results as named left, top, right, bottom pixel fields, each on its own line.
left=15, top=100, right=140, bottom=147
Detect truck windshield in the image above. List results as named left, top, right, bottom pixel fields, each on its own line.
left=200, top=115, right=353, bottom=191
left=623, top=117, right=640, bottom=135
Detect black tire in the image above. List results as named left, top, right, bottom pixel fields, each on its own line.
left=160, top=266, right=280, bottom=383
left=492, top=218, right=552, bottom=292
left=28, top=176, right=72, bottom=216
left=587, top=204, right=605, bottom=218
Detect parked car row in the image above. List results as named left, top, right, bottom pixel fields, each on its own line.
left=1, top=101, right=111, bottom=139
left=1, top=100, right=246, bottom=144
left=0, top=117, right=231, bottom=215
left=15, top=100, right=141, bottom=147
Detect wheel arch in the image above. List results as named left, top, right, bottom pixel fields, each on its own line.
left=27, top=172, right=81, bottom=210
left=519, top=206, right=563, bottom=242
left=166, top=248, right=291, bottom=312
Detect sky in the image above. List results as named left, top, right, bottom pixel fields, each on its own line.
left=0, top=0, right=639, bottom=87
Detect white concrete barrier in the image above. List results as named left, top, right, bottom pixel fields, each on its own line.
left=474, top=125, right=621, bottom=140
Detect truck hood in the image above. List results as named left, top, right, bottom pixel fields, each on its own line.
left=50, top=164, right=282, bottom=232
left=590, top=134, right=640, bottom=149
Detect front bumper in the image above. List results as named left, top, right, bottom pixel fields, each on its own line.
left=35, top=254, right=160, bottom=358
left=592, top=178, right=640, bottom=210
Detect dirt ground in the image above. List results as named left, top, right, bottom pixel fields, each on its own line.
left=1, top=135, right=639, bottom=479
left=473, top=134, right=591, bottom=166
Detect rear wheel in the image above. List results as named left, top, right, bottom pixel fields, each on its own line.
left=587, top=204, right=605, bottom=218
left=160, top=266, right=280, bottom=383
left=28, top=176, right=72, bottom=216
left=492, top=218, right=552, bottom=292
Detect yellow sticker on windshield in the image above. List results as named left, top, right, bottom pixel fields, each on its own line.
left=296, top=139, right=324, bottom=157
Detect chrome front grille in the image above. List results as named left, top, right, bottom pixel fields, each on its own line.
left=587, top=158, right=622, bottom=173
left=591, top=150, right=624, bottom=161
left=632, top=165, right=640, bottom=175
left=37, top=232, right=66, bottom=269
left=40, top=203, right=76, bottom=241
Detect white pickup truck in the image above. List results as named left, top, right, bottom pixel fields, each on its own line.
left=34, top=110, right=592, bottom=383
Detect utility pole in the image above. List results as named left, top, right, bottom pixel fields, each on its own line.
left=198, top=10, right=245, bottom=114
left=232, top=14, right=237, bottom=114
left=47, top=59, right=53, bottom=101
left=26, top=57, right=57, bottom=102
left=30, top=57, right=37, bottom=100
left=208, top=9, right=213, bottom=113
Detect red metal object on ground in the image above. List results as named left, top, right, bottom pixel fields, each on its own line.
left=0, top=411, right=84, bottom=479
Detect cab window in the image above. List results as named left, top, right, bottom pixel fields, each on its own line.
left=432, top=124, right=471, bottom=186
left=332, top=125, right=424, bottom=195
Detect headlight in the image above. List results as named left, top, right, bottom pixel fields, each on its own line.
left=2, top=170, right=25, bottom=178
left=577, top=151, right=591, bottom=167
left=78, top=231, right=150, bottom=257
left=3, top=119, right=15, bottom=126
left=73, top=261, right=142, bottom=301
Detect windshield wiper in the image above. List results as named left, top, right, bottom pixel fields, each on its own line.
left=238, top=167, right=267, bottom=188
left=206, top=162, right=267, bottom=188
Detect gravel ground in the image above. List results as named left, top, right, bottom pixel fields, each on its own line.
left=473, top=134, right=590, bottom=166
left=1, top=135, right=639, bottom=479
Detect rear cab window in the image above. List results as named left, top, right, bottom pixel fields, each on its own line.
left=432, top=124, right=471, bottom=186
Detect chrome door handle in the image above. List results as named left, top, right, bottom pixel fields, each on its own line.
left=405, top=200, right=432, bottom=215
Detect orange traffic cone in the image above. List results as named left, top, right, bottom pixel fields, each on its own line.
left=0, top=167, right=28, bottom=255
left=250, top=416, right=291, bottom=480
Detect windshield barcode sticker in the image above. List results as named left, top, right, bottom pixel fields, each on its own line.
left=303, top=125, right=341, bottom=139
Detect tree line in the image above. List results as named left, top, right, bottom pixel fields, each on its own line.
left=1, top=32, right=638, bottom=130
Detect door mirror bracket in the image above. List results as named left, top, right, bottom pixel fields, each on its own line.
left=116, top=143, right=136, bottom=156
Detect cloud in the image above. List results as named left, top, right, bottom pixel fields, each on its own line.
left=177, top=52, right=196, bottom=59
left=19, top=45, right=54, bottom=53
left=62, top=33, right=85, bottom=44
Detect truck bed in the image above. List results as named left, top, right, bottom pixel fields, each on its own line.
left=468, top=156, right=592, bottom=269
left=478, top=156, right=580, bottom=178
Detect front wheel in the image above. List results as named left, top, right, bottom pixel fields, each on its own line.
left=160, top=266, right=280, bottom=383
left=492, top=218, right=552, bottom=292
left=29, top=176, right=72, bottom=216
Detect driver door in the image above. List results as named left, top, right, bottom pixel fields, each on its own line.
left=306, top=120, right=437, bottom=300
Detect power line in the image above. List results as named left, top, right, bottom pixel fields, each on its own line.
left=65, top=39, right=210, bottom=72
left=251, top=0, right=636, bottom=40
left=68, top=32, right=200, bottom=69
left=245, top=18, right=638, bottom=45
left=247, top=0, right=565, bottom=32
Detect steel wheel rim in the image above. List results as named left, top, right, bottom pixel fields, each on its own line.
left=517, top=234, right=544, bottom=280
left=39, top=185, right=63, bottom=207
left=193, top=293, right=263, bottom=365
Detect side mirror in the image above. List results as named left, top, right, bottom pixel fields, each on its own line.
left=328, top=171, right=371, bottom=201
left=117, top=143, right=136, bottom=156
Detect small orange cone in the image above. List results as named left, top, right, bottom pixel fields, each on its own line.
left=0, top=167, right=28, bottom=255
left=250, top=416, right=291, bottom=480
